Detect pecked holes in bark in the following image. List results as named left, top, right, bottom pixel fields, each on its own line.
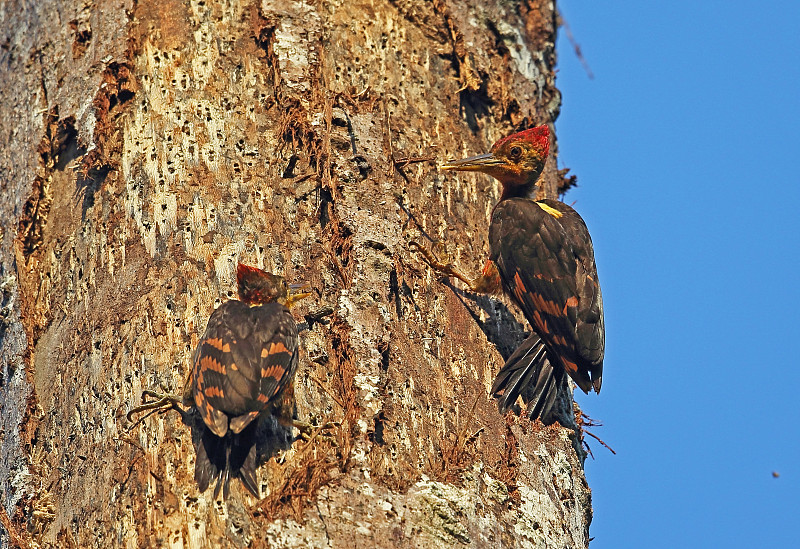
left=378, top=341, right=390, bottom=372
left=51, top=117, right=82, bottom=171
left=458, top=81, right=494, bottom=132
left=282, top=154, right=298, bottom=178
left=371, top=411, right=386, bottom=445
left=388, top=264, right=400, bottom=318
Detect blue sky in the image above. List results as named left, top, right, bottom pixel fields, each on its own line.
left=554, top=1, right=800, bottom=547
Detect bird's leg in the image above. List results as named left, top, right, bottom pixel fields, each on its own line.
left=304, top=306, right=335, bottom=330
left=126, top=389, right=186, bottom=429
left=409, top=239, right=474, bottom=287
left=280, top=417, right=340, bottom=442
left=473, top=259, right=502, bottom=294
left=272, top=383, right=339, bottom=442
left=409, top=240, right=501, bottom=294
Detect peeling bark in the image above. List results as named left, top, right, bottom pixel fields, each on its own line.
left=0, top=0, right=592, bottom=547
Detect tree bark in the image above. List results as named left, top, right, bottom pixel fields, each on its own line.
left=0, top=0, right=591, bottom=547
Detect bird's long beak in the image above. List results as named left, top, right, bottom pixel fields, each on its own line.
left=285, top=282, right=312, bottom=309
left=440, top=152, right=504, bottom=172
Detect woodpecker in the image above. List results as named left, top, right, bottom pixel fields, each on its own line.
left=433, top=125, right=604, bottom=423
left=190, top=262, right=310, bottom=499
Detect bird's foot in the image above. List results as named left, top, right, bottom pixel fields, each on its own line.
left=126, top=390, right=184, bottom=429
left=291, top=419, right=340, bottom=443
left=304, top=306, right=335, bottom=329
left=409, top=240, right=478, bottom=290
left=409, top=240, right=500, bottom=294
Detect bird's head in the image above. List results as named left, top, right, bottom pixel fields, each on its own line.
left=441, top=125, right=550, bottom=195
left=236, top=263, right=311, bottom=308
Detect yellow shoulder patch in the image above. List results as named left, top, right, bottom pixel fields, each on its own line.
left=536, top=202, right=563, bottom=219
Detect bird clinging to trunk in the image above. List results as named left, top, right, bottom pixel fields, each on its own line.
left=190, top=262, right=310, bottom=499
left=422, top=125, right=605, bottom=423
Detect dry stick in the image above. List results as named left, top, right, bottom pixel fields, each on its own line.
left=383, top=100, right=397, bottom=178
left=583, top=430, right=616, bottom=455
left=456, top=392, right=482, bottom=449
left=577, top=410, right=617, bottom=455
left=309, top=376, right=345, bottom=411
left=292, top=172, right=316, bottom=184
left=558, top=9, right=594, bottom=80
left=321, top=93, right=334, bottom=192
left=446, top=392, right=483, bottom=468
left=383, top=104, right=421, bottom=183
left=394, top=155, right=435, bottom=169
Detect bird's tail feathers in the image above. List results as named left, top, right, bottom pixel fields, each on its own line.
left=491, top=333, right=563, bottom=423
left=194, top=426, right=222, bottom=494
left=232, top=428, right=259, bottom=498
left=194, top=422, right=260, bottom=500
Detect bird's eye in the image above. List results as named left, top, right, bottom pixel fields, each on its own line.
left=509, top=146, right=522, bottom=159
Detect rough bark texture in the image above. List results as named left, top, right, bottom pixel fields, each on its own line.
left=0, top=0, right=591, bottom=547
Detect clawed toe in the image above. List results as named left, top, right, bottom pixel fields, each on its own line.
left=409, top=240, right=477, bottom=290
left=292, top=419, right=340, bottom=443
left=126, top=390, right=184, bottom=429
left=409, top=239, right=497, bottom=293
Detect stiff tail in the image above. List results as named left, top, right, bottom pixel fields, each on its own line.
left=491, top=333, right=563, bottom=423
left=194, top=422, right=260, bottom=499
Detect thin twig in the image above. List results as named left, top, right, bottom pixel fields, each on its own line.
left=583, top=429, right=616, bottom=455
left=309, top=376, right=345, bottom=410
left=558, top=9, right=594, bottom=79
left=393, top=155, right=435, bottom=170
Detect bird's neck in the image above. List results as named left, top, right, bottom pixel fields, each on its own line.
left=500, top=181, right=538, bottom=201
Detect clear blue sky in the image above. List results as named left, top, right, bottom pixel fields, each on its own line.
left=554, top=1, right=800, bottom=547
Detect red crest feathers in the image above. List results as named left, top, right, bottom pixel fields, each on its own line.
left=492, top=125, right=550, bottom=158
left=236, top=262, right=262, bottom=284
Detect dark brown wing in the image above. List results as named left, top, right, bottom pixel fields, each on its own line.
left=489, top=198, right=604, bottom=393
left=191, top=300, right=299, bottom=437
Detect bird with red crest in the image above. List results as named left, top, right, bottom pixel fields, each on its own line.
left=415, top=125, right=604, bottom=423
left=189, top=262, right=311, bottom=499
left=128, top=262, right=312, bottom=499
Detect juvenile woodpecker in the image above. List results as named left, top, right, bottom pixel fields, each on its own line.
left=434, top=126, right=604, bottom=422
left=191, top=262, right=310, bottom=499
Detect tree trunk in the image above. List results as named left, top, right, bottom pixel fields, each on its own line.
left=0, top=0, right=592, bottom=547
